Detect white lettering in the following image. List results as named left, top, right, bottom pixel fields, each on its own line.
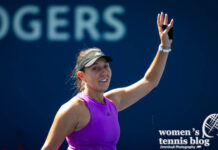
left=0, top=6, right=9, bottom=40
left=74, top=5, right=100, bottom=41
left=103, top=5, right=126, bottom=42
left=47, top=5, right=70, bottom=41
left=0, top=5, right=126, bottom=42
left=159, top=130, right=191, bottom=136
left=13, top=5, right=41, bottom=41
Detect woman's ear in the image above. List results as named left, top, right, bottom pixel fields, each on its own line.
left=77, top=71, right=84, bottom=80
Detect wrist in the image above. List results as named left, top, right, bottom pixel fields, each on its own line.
left=159, top=44, right=171, bottom=49
left=159, top=44, right=172, bottom=53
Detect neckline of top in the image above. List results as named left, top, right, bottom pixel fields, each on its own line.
left=80, top=91, right=107, bottom=105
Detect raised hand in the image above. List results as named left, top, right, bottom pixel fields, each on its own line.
left=157, top=12, right=174, bottom=49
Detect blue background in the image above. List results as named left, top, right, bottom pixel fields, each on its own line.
left=0, top=0, right=217, bottom=149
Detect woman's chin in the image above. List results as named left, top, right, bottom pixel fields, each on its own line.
left=96, top=86, right=109, bottom=93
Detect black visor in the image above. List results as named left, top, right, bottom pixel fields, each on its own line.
left=78, top=51, right=112, bottom=71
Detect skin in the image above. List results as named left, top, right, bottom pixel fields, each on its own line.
left=83, top=58, right=112, bottom=101
left=41, top=12, right=174, bottom=150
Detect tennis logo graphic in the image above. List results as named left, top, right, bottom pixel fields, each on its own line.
left=202, top=113, right=218, bottom=139
left=158, top=113, right=217, bottom=149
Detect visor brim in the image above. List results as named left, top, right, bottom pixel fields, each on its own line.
left=84, top=56, right=112, bottom=68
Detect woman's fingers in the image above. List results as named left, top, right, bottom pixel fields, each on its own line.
left=163, top=19, right=174, bottom=34
left=160, top=12, right=164, bottom=25
left=157, top=12, right=174, bottom=36
left=164, top=14, right=168, bottom=25
left=158, top=12, right=169, bottom=32
left=157, top=13, right=163, bottom=32
left=169, top=19, right=174, bottom=27
left=157, top=13, right=160, bottom=26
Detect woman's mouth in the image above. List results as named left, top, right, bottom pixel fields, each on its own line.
left=99, top=79, right=108, bottom=82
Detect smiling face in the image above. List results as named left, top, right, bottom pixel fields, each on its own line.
left=81, top=57, right=112, bottom=93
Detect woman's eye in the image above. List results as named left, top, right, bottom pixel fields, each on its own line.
left=92, top=67, right=97, bottom=70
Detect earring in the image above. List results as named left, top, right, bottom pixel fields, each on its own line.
left=77, top=72, right=83, bottom=78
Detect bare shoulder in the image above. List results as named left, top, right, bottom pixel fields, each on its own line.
left=61, top=96, right=91, bottom=132
left=41, top=97, right=88, bottom=149
left=54, top=96, right=87, bottom=127
left=104, top=88, right=124, bottom=112
left=51, top=96, right=89, bottom=135
left=59, top=96, right=87, bottom=116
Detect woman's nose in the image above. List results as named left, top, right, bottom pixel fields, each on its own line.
left=101, top=68, right=107, bottom=75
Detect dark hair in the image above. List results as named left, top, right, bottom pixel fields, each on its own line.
left=72, top=47, right=102, bottom=92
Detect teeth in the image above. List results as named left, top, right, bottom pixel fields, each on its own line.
left=100, top=79, right=107, bottom=82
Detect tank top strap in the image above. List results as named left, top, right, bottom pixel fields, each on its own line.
left=76, top=91, right=89, bottom=103
left=76, top=91, right=94, bottom=113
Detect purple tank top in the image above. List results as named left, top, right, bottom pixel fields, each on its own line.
left=66, top=91, right=120, bottom=150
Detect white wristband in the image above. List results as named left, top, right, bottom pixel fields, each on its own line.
left=159, top=45, right=172, bottom=53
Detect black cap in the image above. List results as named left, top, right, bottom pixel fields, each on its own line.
left=78, top=51, right=112, bottom=71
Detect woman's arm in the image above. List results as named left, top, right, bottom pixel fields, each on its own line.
left=105, top=12, right=174, bottom=111
left=41, top=99, right=82, bottom=150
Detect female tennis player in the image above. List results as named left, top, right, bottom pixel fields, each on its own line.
left=41, top=12, right=174, bottom=150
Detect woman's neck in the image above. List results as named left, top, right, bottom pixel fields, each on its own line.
left=84, top=88, right=105, bottom=103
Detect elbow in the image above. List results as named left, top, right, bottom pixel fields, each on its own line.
left=149, top=81, right=159, bottom=89
left=144, top=77, right=159, bottom=88
left=144, top=75, right=159, bottom=88
left=153, top=80, right=160, bottom=88
left=151, top=80, right=160, bottom=89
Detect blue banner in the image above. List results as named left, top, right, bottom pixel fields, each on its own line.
left=0, top=0, right=217, bottom=149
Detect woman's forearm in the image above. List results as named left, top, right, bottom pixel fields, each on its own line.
left=144, top=46, right=170, bottom=86
left=144, top=12, right=174, bottom=86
